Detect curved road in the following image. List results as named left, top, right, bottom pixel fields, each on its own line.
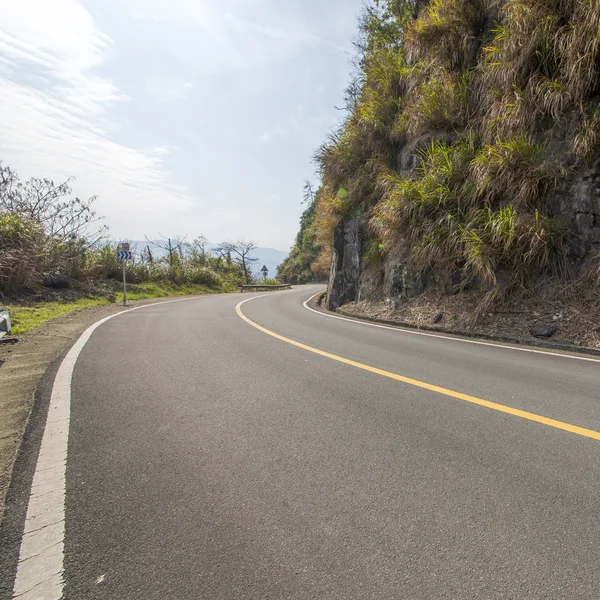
left=3, top=285, right=600, bottom=599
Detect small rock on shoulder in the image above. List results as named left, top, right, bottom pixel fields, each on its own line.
left=530, top=323, right=557, bottom=338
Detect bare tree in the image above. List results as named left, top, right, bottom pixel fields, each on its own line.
left=0, top=163, right=105, bottom=242
left=189, top=235, right=209, bottom=265
left=142, top=245, right=154, bottom=264
left=301, top=180, right=316, bottom=205
left=145, top=235, right=188, bottom=268
left=215, top=239, right=258, bottom=283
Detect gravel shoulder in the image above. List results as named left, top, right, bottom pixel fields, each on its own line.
left=337, top=290, right=600, bottom=352
left=0, top=294, right=216, bottom=522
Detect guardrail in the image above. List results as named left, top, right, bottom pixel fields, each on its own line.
left=0, top=310, right=12, bottom=340
left=239, top=284, right=291, bottom=293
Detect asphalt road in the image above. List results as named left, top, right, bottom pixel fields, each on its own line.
left=3, top=285, right=600, bottom=599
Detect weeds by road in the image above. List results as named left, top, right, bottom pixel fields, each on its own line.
left=5, top=282, right=227, bottom=335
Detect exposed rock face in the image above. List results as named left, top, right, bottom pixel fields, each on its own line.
left=327, top=159, right=600, bottom=310
left=326, top=218, right=430, bottom=310
left=326, top=219, right=362, bottom=310
left=550, top=160, right=600, bottom=259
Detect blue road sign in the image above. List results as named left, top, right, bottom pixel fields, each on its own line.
left=117, top=250, right=133, bottom=260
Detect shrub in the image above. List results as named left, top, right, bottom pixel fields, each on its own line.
left=0, top=213, right=43, bottom=293
left=405, top=0, right=489, bottom=70
left=401, top=70, right=474, bottom=141
left=370, top=139, right=475, bottom=268
left=462, top=206, right=570, bottom=285
left=470, top=135, right=565, bottom=207
left=184, top=266, right=223, bottom=288
left=86, top=243, right=122, bottom=280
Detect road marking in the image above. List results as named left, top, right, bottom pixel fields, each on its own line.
left=11, top=296, right=212, bottom=600
left=237, top=295, right=600, bottom=442
left=302, top=290, right=600, bottom=364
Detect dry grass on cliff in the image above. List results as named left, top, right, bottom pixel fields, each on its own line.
left=309, top=0, right=600, bottom=313
left=405, top=0, right=490, bottom=70
left=400, top=70, right=473, bottom=141
left=481, top=0, right=600, bottom=132
left=573, top=105, right=600, bottom=163
left=469, top=135, right=566, bottom=207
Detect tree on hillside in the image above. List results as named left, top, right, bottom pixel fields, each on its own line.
left=301, top=180, right=316, bottom=205
left=0, top=163, right=105, bottom=242
left=147, top=236, right=188, bottom=269
left=0, top=163, right=107, bottom=292
left=215, top=239, right=258, bottom=283
left=277, top=182, right=321, bottom=284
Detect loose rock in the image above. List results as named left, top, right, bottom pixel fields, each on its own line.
left=530, top=323, right=557, bottom=338
left=42, top=274, right=70, bottom=289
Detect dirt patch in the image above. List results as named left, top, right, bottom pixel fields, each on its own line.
left=339, top=290, right=600, bottom=351
left=0, top=295, right=209, bottom=522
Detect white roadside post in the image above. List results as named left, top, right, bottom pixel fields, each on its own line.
left=0, top=309, right=11, bottom=340
left=117, top=243, right=133, bottom=306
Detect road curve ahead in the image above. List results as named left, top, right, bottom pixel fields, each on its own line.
left=3, top=285, right=600, bottom=599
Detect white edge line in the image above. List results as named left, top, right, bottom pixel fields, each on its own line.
left=302, top=290, right=600, bottom=364
left=11, top=295, right=209, bottom=600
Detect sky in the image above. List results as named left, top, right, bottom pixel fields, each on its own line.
left=0, top=0, right=363, bottom=251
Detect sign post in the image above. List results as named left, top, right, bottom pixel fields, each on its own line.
left=261, top=265, right=268, bottom=283
left=117, top=243, right=133, bottom=306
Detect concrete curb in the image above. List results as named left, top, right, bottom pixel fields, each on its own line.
left=315, top=299, right=600, bottom=359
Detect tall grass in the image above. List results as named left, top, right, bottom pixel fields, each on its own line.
left=302, top=0, right=600, bottom=308
left=574, top=105, right=600, bottom=164
left=406, top=0, right=490, bottom=70
left=401, top=70, right=474, bottom=141
left=370, top=139, right=475, bottom=264
left=470, top=135, right=566, bottom=207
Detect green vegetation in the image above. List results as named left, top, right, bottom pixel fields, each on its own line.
left=7, top=282, right=229, bottom=335
left=277, top=183, right=323, bottom=284
left=283, top=0, right=600, bottom=305
left=1, top=164, right=253, bottom=309
left=259, top=278, right=282, bottom=286
left=6, top=282, right=225, bottom=335
left=7, top=298, right=109, bottom=335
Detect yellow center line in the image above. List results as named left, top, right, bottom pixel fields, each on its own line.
left=236, top=296, right=600, bottom=442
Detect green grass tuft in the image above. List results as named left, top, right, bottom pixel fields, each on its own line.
left=6, top=282, right=228, bottom=335
left=7, top=298, right=109, bottom=335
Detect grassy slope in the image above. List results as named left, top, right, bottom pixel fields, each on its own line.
left=6, top=282, right=228, bottom=335
left=308, top=0, right=600, bottom=311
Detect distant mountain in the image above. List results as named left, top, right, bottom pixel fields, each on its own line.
left=244, top=246, right=288, bottom=279
left=127, top=240, right=288, bottom=280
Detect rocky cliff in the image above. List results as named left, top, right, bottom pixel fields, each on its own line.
left=310, top=0, right=600, bottom=313
left=327, top=158, right=600, bottom=310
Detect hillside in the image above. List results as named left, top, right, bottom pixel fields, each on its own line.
left=285, top=0, right=600, bottom=346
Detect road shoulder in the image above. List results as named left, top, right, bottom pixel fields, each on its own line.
left=0, top=294, right=218, bottom=523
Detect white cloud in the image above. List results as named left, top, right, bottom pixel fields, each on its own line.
left=0, top=0, right=361, bottom=248
left=223, top=13, right=349, bottom=54
left=120, top=0, right=350, bottom=74
left=0, top=0, right=195, bottom=238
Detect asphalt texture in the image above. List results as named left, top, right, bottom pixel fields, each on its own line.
left=4, top=285, right=600, bottom=599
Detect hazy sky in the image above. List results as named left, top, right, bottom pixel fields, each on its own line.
left=0, top=0, right=363, bottom=250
